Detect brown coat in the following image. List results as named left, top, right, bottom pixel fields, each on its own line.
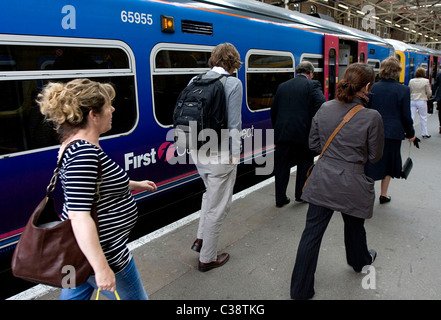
left=301, top=97, right=384, bottom=219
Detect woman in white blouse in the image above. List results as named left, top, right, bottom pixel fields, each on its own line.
left=409, top=67, right=432, bottom=138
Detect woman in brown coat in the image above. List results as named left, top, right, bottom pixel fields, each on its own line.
left=290, top=63, right=384, bottom=300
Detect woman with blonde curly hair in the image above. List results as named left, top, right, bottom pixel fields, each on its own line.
left=38, top=78, right=157, bottom=300
left=365, top=56, right=416, bottom=204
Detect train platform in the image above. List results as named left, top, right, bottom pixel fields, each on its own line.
left=7, top=113, right=441, bottom=302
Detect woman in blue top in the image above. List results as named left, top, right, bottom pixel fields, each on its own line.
left=38, top=78, right=157, bottom=300
left=365, top=56, right=416, bottom=204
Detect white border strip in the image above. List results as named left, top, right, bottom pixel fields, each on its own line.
left=7, top=167, right=296, bottom=300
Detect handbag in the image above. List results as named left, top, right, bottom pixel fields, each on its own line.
left=427, top=97, right=434, bottom=114
left=11, top=140, right=101, bottom=288
left=401, top=142, right=413, bottom=179
left=303, top=104, right=364, bottom=191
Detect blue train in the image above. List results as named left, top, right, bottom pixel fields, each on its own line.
left=0, top=0, right=395, bottom=278
left=386, top=38, right=441, bottom=85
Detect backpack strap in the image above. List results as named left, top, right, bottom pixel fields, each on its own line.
left=199, top=72, right=229, bottom=86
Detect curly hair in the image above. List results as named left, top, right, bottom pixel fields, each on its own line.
left=336, top=63, right=375, bottom=103
left=379, top=56, right=402, bottom=80
left=208, top=43, right=242, bottom=72
left=37, top=78, right=115, bottom=140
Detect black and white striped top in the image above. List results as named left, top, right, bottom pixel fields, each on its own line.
left=60, top=140, right=137, bottom=273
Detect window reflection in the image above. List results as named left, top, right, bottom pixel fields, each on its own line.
left=0, top=45, right=135, bottom=156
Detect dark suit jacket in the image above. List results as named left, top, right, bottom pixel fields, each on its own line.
left=271, top=75, right=326, bottom=146
left=368, top=79, right=414, bottom=140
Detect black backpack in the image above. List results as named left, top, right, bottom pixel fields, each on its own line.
left=173, top=72, right=228, bottom=149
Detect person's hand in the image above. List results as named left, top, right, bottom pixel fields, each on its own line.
left=139, top=180, right=157, bottom=191
left=130, top=180, right=157, bottom=191
left=95, top=266, right=116, bottom=292
left=410, top=137, right=420, bottom=148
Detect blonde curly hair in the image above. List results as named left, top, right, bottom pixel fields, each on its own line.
left=37, top=78, right=115, bottom=140
left=379, top=56, right=402, bottom=80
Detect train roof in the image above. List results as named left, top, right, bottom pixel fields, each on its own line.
left=408, top=43, right=441, bottom=57
left=386, top=38, right=441, bottom=56
left=170, top=0, right=393, bottom=47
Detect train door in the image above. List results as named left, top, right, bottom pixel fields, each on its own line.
left=432, top=55, right=440, bottom=87
left=338, top=39, right=358, bottom=90
left=395, top=50, right=406, bottom=83
left=429, top=55, right=434, bottom=84
left=408, top=53, right=415, bottom=83
left=324, top=34, right=338, bottom=100
left=358, top=41, right=367, bottom=63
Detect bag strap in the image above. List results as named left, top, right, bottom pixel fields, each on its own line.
left=46, top=139, right=102, bottom=206
left=316, top=104, right=364, bottom=161
left=46, top=139, right=83, bottom=197
left=95, top=289, right=120, bottom=300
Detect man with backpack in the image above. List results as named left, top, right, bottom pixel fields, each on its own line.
left=184, top=43, right=243, bottom=272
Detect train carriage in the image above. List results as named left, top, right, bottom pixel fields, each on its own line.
left=0, top=0, right=394, bottom=294
left=386, top=38, right=441, bottom=85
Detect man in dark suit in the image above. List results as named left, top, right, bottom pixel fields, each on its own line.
left=271, top=61, right=326, bottom=207
left=433, top=69, right=441, bottom=134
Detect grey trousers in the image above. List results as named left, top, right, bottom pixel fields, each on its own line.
left=194, top=154, right=237, bottom=263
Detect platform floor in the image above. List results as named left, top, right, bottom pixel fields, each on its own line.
left=8, top=112, right=441, bottom=301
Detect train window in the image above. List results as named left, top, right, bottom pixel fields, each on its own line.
left=367, top=59, right=381, bottom=80
left=409, top=57, right=415, bottom=80
left=0, top=45, right=129, bottom=71
left=155, top=50, right=210, bottom=69
left=301, top=55, right=323, bottom=72
left=301, top=54, right=324, bottom=91
left=246, top=50, right=295, bottom=111
left=151, top=44, right=213, bottom=127
left=0, top=37, right=137, bottom=158
left=328, top=48, right=337, bottom=100
left=248, top=55, right=293, bottom=69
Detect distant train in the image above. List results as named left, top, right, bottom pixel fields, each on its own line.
left=0, top=0, right=396, bottom=274
left=386, top=38, right=441, bottom=85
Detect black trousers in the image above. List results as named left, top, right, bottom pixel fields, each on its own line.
left=437, top=100, right=441, bottom=126
left=290, top=203, right=372, bottom=300
left=274, top=142, right=314, bottom=204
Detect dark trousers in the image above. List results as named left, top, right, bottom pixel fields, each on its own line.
left=274, top=142, right=314, bottom=204
left=290, top=203, right=372, bottom=300
left=438, top=100, right=441, bottom=127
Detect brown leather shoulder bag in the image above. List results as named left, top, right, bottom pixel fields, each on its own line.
left=11, top=140, right=100, bottom=288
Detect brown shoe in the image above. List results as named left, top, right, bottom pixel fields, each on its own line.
left=191, top=239, right=203, bottom=252
left=198, top=253, right=230, bottom=272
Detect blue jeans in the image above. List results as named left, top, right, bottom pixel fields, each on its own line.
left=60, top=258, right=148, bottom=300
